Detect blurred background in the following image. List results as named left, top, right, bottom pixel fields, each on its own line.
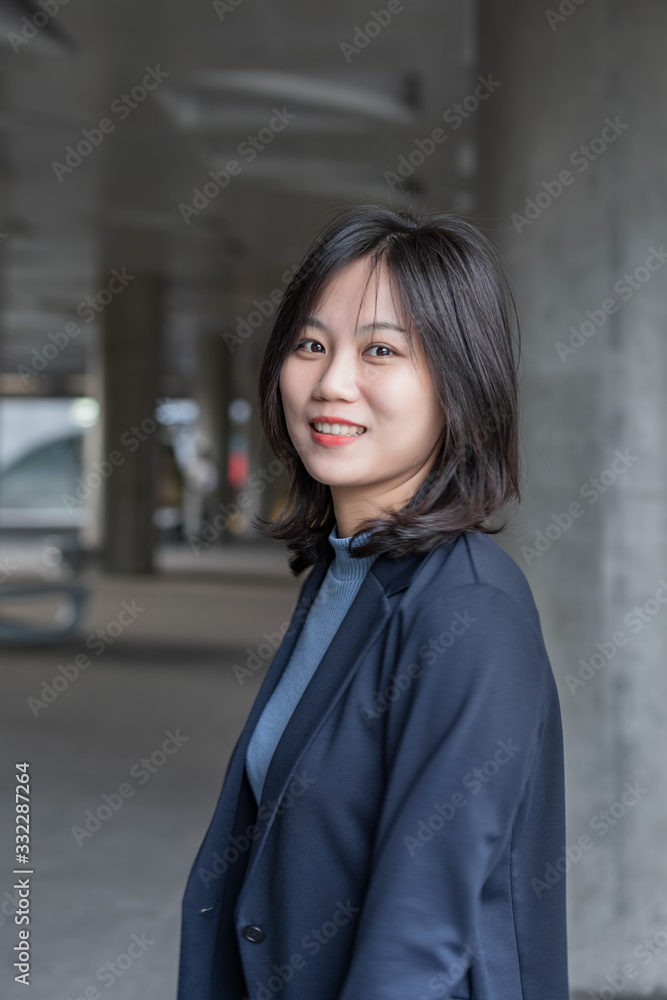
left=0, top=1, right=665, bottom=997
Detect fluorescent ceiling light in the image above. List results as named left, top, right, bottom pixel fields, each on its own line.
left=155, top=88, right=370, bottom=134
left=190, top=69, right=415, bottom=124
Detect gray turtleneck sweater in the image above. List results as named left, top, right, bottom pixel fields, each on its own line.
left=245, top=522, right=378, bottom=805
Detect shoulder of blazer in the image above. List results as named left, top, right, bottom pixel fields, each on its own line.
left=297, top=530, right=539, bottom=629
left=369, top=529, right=542, bottom=626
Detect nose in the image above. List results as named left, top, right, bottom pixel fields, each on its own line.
left=312, top=345, right=359, bottom=401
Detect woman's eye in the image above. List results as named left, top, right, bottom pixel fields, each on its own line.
left=292, top=339, right=395, bottom=357
left=294, top=338, right=324, bottom=353
left=365, top=344, right=395, bottom=358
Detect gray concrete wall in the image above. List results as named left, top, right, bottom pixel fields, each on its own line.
left=475, top=2, right=667, bottom=995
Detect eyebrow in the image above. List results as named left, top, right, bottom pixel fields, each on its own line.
left=303, top=318, right=409, bottom=336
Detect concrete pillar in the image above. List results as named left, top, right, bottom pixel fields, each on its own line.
left=475, top=2, right=667, bottom=994
left=192, top=331, right=232, bottom=538
left=100, top=273, right=164, bottom=573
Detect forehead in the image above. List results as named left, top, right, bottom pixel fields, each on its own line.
left=312, top=257, right=403, bottom=319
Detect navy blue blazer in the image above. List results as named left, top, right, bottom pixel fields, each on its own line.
left=177, top=530, right=569, bottom=1000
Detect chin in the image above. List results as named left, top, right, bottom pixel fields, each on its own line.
left=303, top=463, right=367, bottom=488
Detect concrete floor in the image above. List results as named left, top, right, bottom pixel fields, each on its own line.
left=0, top=559, right=302, bottom=999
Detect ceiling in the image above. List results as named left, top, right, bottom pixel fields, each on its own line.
left=0, top=0, right=477, bottom=390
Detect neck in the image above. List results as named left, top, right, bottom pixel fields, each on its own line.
left=330, top=456, right=436, bottom=537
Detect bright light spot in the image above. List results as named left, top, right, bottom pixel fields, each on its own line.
left=229, top=398, right=252, bottom=425
left=68, top=397, right=100, bottom=428
left=157, top=398, right=199, bottom=425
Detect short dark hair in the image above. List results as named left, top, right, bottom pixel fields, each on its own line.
left=253, top=204, right=522, bottom=576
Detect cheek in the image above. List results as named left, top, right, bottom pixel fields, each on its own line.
left=405, top=365, right=444, bottom=433
left=373, top=377, right=443, bottom=449
left=367, top=367, right=438, bottom=419
left=278, top=362, right=299, bottom=415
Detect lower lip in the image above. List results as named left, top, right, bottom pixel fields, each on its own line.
left=309, top=425, right=365, bottom=447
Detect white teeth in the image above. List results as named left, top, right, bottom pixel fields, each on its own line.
left=312, top=421, right=365, bottom=436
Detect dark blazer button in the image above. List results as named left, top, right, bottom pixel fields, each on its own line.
left=242, top=925, right=265, bottom=943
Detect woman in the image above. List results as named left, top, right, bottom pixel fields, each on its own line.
left=177, top=206, right=569, bottom=1000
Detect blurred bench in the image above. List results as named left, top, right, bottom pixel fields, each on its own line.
left=0, top=584, right=89, bottom=644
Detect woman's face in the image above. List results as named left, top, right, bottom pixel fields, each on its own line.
left=278, top=257, right=446, bottom=517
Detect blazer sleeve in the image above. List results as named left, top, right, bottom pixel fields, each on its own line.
left=336, top=581, right=564, bottom=999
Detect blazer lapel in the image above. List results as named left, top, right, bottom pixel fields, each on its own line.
left=189, top=554, right=330, bottom=912
left=236, top=544, right=432, bottom=905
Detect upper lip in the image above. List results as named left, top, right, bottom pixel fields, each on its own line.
left=309, top=415, right=366, bottom=426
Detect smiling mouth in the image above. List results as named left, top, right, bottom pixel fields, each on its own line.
left=310, top=421, right=366, bottom=437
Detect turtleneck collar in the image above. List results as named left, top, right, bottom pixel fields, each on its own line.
left=327, top=522, right=378, bottom=582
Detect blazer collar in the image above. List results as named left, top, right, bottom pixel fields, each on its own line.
left=233, top=542, right=436, bottom=907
